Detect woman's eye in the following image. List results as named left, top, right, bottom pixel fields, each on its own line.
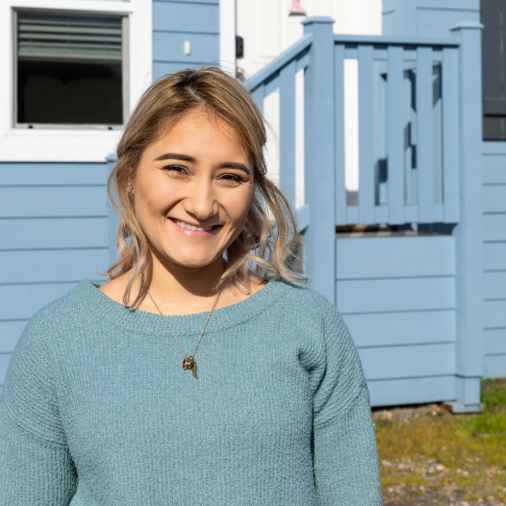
left=219, top=174, right=243, bottom=185
left=164, top=165, right=187, bottom=176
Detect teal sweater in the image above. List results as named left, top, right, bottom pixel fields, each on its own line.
left=0, top=278, right=382, bottom=505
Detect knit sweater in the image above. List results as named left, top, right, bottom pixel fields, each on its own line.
left=0, top=277, right=382, bottom=505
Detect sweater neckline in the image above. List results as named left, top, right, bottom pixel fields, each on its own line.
left=74, top=277, right=289, bottom=336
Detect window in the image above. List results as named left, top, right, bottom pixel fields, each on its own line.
left=0, top=0, right=151, bottom=162
left=481, top=0, right=506, bottom=140
left=15, top=10, right=127, bottom=128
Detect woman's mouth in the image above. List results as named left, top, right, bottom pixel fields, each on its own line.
left=168, top=217, right=222, bottom=236
left=173, top=219, right=215, bottom=232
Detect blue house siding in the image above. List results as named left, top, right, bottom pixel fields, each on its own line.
left=417, top=0, right=480, bottom=36
left=0, top=1, right=223, bottom=395
left=383, top=0, right=480, bottom=36
left=0, top=162, right=109, bottom=395
left=336, top=235, right=458, bottom=407
left=152, top=0, right=220, bottom=81
left=482, top=142, right=506, bottom=379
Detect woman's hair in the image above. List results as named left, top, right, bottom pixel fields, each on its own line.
left=106, top=66, right=305, bottom=305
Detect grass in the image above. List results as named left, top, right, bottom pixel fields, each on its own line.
left=375, top=379, right=506, bottom=503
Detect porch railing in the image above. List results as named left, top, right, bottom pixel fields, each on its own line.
left=332, top=34, right=460, bottom=226
left=247, top=33, right=312, bottom=232
left=246, top=17, right=481, bottom=304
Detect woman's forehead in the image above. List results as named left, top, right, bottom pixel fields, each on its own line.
left=150, top=110, right=253, bottom=166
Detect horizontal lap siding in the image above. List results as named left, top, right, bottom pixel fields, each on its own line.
left=0, top=162, right=108, bottom=391
left=152, top=0, right=219, bottom=81
left=484, top=242, right=506, bottom=271
left=416, top=2, right=480, bottom=42
left=358, top=343, right=455, bottom=381
left=337, top=277, right=455, bottom=314
left=483, top=185, right=506, bottom=213
left=0, top=217, right=108, bottom=250
left=345, top=310, right=456, bottom=348
left=336, top=236, right=455, bottom=279
left=484, top=272, right=506, bottom=300
left=0, top=321, right=30, bottom=353
left=368, top=376, right=456, bottom=407
left=0, top=163, right=107, bottom=185
left=0, top=283, right=80, bottom=321
left=484, top=301, right=506, bottom=328
left=0, top=187, right=107, bottom=218
left=482, top=146, right=506, bottom=379
left=483, top=215, right=506, bottom=241
left=336, top=236, right=457, bottom=406
left=0, top=250, right=108, bottom=284
left=485, top=328, right=506, bottom=377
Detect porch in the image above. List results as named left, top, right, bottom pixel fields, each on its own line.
left=247, top=16, right=489, bottom=412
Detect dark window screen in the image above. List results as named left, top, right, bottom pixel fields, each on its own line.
left=481, top=0, right=506, bottom=140
left=16, top=11, right=124, bottom=126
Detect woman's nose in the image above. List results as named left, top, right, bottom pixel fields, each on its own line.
left=183, top=178, right=219, bottom=220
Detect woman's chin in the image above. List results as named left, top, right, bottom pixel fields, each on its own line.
left=162, top=251, right=223, bottom=271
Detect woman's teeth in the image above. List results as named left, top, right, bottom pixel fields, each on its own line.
left=174, top=219, right=214, bottom=232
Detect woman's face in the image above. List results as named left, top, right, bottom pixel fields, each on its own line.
left=130, top=109, right=254, bottom=271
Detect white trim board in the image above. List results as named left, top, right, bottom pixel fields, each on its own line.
left=220, top=0, right=236, bottom=75
left=0, top=0, right=152, bottom=162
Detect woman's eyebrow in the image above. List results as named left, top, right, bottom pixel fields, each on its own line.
left=154, top=153, right=196, bottom=162
left=219, top=162, right=250, bottom=175
left=154, top=153, right=250, bottom=175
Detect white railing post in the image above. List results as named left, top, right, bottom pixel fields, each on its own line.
left=301, top=17, right=336, bottom=304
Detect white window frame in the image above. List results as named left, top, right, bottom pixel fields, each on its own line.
left=0, top=0, right=152, bottom=162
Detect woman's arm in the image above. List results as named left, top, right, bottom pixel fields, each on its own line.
left=312, top=306, right=382, bottom=505
left=0, top=315, right=77, bottom=505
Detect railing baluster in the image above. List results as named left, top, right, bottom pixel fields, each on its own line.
left=442, top=47, right=459, bottom=223
left=279, top=61, right=296, bottom=211
left=387, top=45, right=405, bottom=224
left=334, top=44, right=346, bottom=225
left=416, top=46, right=434, bottom=222
left=433, top=65, right=443, bottom=207
left=358, top=45, right=375, bottom=224
left=264, top=73, right=281, bottom=97
left=252, top=85, right=264, bottom=115
left=404, top=67, right=417, bottom=207
left=376, top=63, right=387, bottom=207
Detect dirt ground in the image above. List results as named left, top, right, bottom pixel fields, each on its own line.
left=373, top=396, right=506, bottom=506
left=383, top=486, right=505, bottom=506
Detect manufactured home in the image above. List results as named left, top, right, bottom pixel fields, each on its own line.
left=1, top=0, right=505, bottom=413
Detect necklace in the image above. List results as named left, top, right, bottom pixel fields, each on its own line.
left=144, top=283, right=222, bottom=379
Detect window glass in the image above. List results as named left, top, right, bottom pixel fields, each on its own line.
left=16, top=11, right=125, bottom=127
left=481, top=0, right=506, bottom=140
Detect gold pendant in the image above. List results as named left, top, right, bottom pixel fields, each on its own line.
left=182, top=357, right=198, bottom=379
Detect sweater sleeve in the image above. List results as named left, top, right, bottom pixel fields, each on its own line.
left=0, top=316, right=77, bottom=505
left=312, top=306, right=382, bottom=505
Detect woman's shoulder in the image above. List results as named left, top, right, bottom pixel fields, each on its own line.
left=5, top=280, right=98, bottom=397
left=21, top=279, right=100, bottom=340
left=270, top=277, right=343, bottom=323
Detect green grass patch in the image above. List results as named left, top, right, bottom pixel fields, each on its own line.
left=375, top=379, right=506, bottom=502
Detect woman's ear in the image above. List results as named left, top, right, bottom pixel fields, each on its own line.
left=126, top=175, right=134, bottom=195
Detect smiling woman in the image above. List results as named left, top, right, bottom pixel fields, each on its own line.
left=0, top=68, right=382, bottom=506
left=102, top=68, right=303, bottom=313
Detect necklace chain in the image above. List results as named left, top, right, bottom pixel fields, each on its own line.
left=143, top=282, right=222, bottom=361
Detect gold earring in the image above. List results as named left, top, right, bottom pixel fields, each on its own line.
left=127, top=185, right=133, bottom=193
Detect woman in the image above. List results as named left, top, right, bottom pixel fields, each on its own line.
left=0, top=68, right=382, bottom=505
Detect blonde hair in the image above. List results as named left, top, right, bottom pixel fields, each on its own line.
left=107, top=67, right=305, bottom=305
